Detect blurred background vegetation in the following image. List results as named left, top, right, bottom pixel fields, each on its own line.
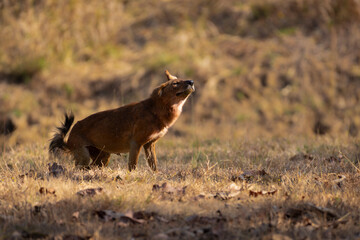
left=1, top=0, right=360, bottom=148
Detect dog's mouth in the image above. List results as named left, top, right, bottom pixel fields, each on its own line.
left=176, top=85, right=195, bottom=96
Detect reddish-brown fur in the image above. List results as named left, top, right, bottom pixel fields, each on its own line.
left=49, top=71, right=195, bottom=171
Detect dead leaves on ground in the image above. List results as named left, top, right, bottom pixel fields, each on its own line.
left=94, top=210, right=169, bottom=228
left=36, top=186, right=105, bottom=199
left=21, top=167, right=355, bottom=239
left=314, top=174, right=347, bottom=190
left=284, top=203, right=348, bottom=228
left=249, top=189, right=277, bottom=197
left=289, top=152, right=350, bottom=166
left=76, top=187, right=103, bottom=197
left=152, top=182, right=187, bottom=201
left=229, top=169, right=279, bottom=199
left=214, top=191, right=241, bottom=200
left=193, top=182, right=277, bottom=201
left=18, top=163, right=124, bottom=183
left=93, top=209, right=227, bottom=238
left=95, top=210, right=146, bottom=227
left=213, top=183, right=242, bottom=200
left=18, top=162, right=66, bottom=180
left=19, top=169, right=44, bottom=180
left=231, top=169, right=278, bottom=184
left=39, top=187, right=56, bottom=196
left=151, top=181, right=278, bottom=202
left=48, top=162, right=66, bottom=177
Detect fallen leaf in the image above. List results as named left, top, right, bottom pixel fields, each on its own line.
left=120, top=211, right=146, bottom=224
left=76, top=187, right=103, bottom=197
left=48, top=162, right=66, bottom=177
left=152, top=182, right=187, bottom=201
left=39, top=187, right=56, bottom=196
left=231, top=169, right=268, bottom=182
left=214, top=191, right=240, bottom=200
left=193, top=193, right=215, bottom=201
left=129, top=210, right=168, bottom=223
left=72, top=211, right=80, bottom=221
left=228, top=182, right=242, bottom=191
left=152, top=182, right=185, bottom=194
left=95, top=210, right=119, bottom=222
left=331, top=212, right=351, bottom=227
left=95, top=210, right=146, bottom=226
left=249, top=189, right=277, bottom=197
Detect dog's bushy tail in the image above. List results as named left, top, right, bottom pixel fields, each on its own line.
left=49, top=112, right=74, bottom=156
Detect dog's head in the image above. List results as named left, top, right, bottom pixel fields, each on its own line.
left=151, top=70, right=195, bottom=106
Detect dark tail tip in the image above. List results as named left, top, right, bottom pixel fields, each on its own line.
left=49, top=112, right=75, bottom=155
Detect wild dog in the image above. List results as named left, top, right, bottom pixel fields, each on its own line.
left=49, top=70, right=195, bottom=171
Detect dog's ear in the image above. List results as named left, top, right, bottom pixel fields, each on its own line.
left=152, top=83, right=166, bottom=98
left=158, top=86, right=163, bottom=97
left=165, top=70, right=177, bottom=81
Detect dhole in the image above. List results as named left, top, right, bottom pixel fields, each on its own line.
left=49, top=70, right=195, bottom=171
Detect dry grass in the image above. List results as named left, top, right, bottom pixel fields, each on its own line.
left=1, top=0, right=360, bottom=148
left=1, top=137, right=360, bottom=239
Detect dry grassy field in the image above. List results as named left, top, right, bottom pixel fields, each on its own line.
left=1, top=0, right=360, bottom=239
left=1, top=137, right=360, bottom=239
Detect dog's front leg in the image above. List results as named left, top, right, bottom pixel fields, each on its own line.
left=128, top=140, right=141, bottom=171
left=143, top=140, right=157, bottom=171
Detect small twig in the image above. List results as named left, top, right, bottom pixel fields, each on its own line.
left=204, top=155, right=218, bottom=172
left=339, top=151, right=360, bottom=173
left=336, top=212, right=351, bottom=223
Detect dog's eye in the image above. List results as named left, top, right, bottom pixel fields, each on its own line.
left=172, top=82, right=179, bottom=87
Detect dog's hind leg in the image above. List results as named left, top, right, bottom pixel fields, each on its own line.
left=97, top=152, right=111, bottom=167
left=87, top=146, right=111, bottom=167
left=72, top=146, right=91, bottom=168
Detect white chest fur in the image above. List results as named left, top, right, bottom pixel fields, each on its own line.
left=174, top=99, right=186, bottom=112
left=168, top=98, right=188, bottom=126
left=147, top=97, right=189, bottom=142
left=149, top=127, right=168, bottom=141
